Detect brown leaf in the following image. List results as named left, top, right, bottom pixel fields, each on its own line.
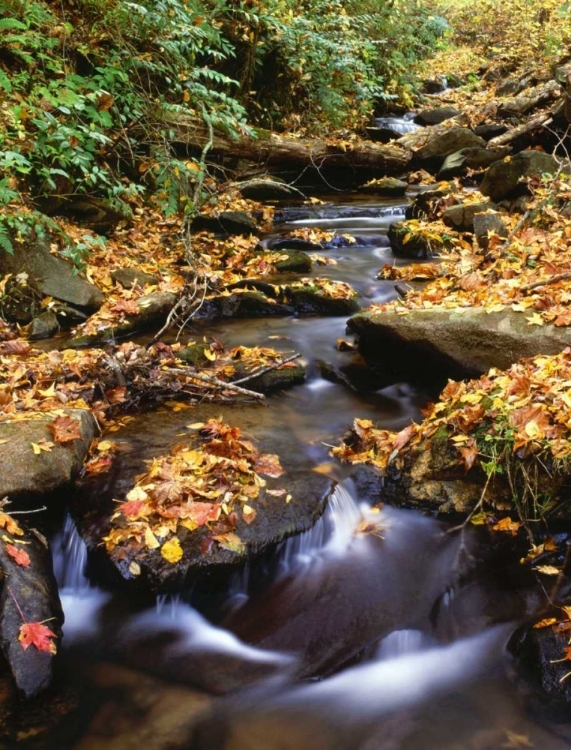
left=49, top=415, right=82, bottom=444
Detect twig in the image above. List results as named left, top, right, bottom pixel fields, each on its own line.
left=521, top=271, right=571, bottom=292
left=231, top=352, right=302, bottom=384
left=167, top=369, right=265, bottom=401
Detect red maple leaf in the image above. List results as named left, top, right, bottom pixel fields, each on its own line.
left=5, top=544, right=30, bottom=567
left=120, top=500, right=149, bottom=519
left=49, top=415, right=83, bottom=444
left=18, top=622, right=57, bottom=654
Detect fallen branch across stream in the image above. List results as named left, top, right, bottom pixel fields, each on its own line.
left=231, top=352, right=302, bottom=385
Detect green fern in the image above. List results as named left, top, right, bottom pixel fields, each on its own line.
left=0, top=223, right=14, bottom=255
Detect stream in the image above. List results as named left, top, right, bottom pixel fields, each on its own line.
left=37, top=194, right=571, bottom=748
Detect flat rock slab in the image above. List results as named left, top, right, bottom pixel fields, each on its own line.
left=0, top=409, right=98, bottom=501
left=348, top=307, right=571, bottom=388
left=73, top=403, right=333, bottom=591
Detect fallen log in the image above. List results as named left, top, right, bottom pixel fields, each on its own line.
left=487, top=112, right=553, bottom=148
left=166, top=114, right=412, bottom=175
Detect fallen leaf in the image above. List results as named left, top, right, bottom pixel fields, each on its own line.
left=19, top=622, right=57, bottom=654
left=161, top=536, right=183, bottom=563
left=533, top=617, right=557, bottom=628
left=0, top=513, right=23, bottom=536
left=5, top=544, right=30, bottom=567
left=50, top=415, right=82, bottom=444
left=535, top=565, right=561, bottom=576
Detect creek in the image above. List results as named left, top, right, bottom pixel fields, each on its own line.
left=40, top=195, right=571, bottom=748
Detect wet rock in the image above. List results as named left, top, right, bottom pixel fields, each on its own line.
left=437, top=146, right=511, bottom=180
left=0, top=233, right=104, bottom=321
left=405, top=188, right=456, bottom=221
left=0, top=525, right=63, bottom=699
left=269, top=237, right=323, bottom=253
left=414, top=127, right=486, bottom=170
left=111, top=268, right=159, bottom=289
left=191, top=210, right=259, bottom=237
left=513, top=622, right=571, bottom=712
left=176, top=343, right=213, bottom=368
left=0, top=409, right=97, bottom=501
left=272, top=250, right=313, bottom=273
left=73, top=404, right=333, bottom=590
left=237, top=178, right=305, bottom=202
left=442, top=202, right=499, bottom=233
left=67, top=291, right=177, bottom=347
left=348, top=307, right=571, bottom=390
left=414, top=106, right=460, bottom=126
left=388, top=220, right=451, bottom=259
left=231, top=361, right=306, bottom=393
left=422, top=75, right=448, bottom=94
left=359, top=177, right=408, bottom=196
left=28, top=311, right=59, bottom=341
left=474, top=123, right=509, bottom=141
left=202, top=290, right=294, bottom=319
left=480, top=151, right=561, bottom=201
left=473, top=211, right=509, bottom=250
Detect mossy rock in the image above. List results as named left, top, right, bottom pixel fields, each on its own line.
left=388, top=221, right=448, bottom=259
left=272, top=250, right=313, bottom=273
left=231, top=361, right=306, bottom=393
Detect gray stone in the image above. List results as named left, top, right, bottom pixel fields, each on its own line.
left=0, top=525, right=63, bottom=699
left=437, top=146, right=511, bottom=179
left=0, top=409, right=98, bottom=499
left=442, top=202, right=498, bottom=233
left=360, top=177, right=408, bottom=196
left=111, top=268, right=159, bottom=289
left=474, top=123, right=509, bottom=141
left=28, top=311, right=59, bottom=340
left=480, top=151, right=561, bottom=201
left=67, top=291, right=177, bottom=347
left=348, top=307, right=571, bottom=388
left=414, top=107, right=460, bottom=126
left=237, top=179, right=304, bottom=201
left=473, top=211, right=509, bottom=249
left=191, top=210, right=259, bottom=237
left=0, top=234, right=104, bottom=316
left=415, top=127, right=486, bottom=167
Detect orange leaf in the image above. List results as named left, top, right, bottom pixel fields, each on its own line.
left=0, top=513, right=23, bottom=536
left=5, top=544, right=30, bottom=567
left=18, top=622, right=57, bottom=654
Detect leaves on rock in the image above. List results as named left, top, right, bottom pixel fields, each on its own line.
left=5, top=544, right=31, bottom=567
left=18, top=622, right=57, bottom=655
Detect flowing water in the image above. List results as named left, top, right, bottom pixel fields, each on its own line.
left=32, top=195, right=571, bottom=748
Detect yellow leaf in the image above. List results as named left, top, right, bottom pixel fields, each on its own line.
left=126, top=486, right=149, bottom=503
left=129, top=561, right=141, bottom=576
left=144, top=527, right=160, bottom=549
left=31, top=442, right=41, bottom=455
left=535, top=565, right=561, bottom=576
left=533, top=618, right=557, bottom=628
left=161, top=537, right=183, bottom=563
left=38, top=382, right=56, bottom=398
left=470, top=512, right=488, bottom=525
left=187, top=423, right=205, bottom=429
left=178, top=518, right=198, bottom=532
left=526, top=313, right=544, bottom=326
left=97, top=440, right=116, bottom=452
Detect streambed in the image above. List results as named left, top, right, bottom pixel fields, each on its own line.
left=8, top=194, right=571, bottom=749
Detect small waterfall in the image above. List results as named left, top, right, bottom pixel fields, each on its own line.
left=226, top=481, right=365, bottom=608
left=374, top=116, right=420, bottom=136
left=376, top=629, right=431, bottom=660
left=53, top=514, right=91, bottom=593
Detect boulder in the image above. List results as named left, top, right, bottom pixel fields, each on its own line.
left=191, top=211, right=259, bottom=237
left=0, top=234, right=104, bottom=320
left=480, top=151, right=560, bottom=201
left=405, top=188, right=457, bottom=221
left=73, top=403, right=333, bottom=590
left=0, top=525, right=63, bottom=699
left=0, top=409, right=98, bottom=501
left=237, top=178, right=305, bottom=201
left=35, top=196, right=129, bottom=235
left=474, top=123, right=509, bottom=141
left=347, top=307, right=571, bottom=390
left=111, top=268, right=159, bottom=289
left=28, top=311, right=59, bottom=341
left=414, top=107, right=460, bottom=126
left=67, top=291, right=177, bottom=347
left=271, top=250, right=313, bottom=273
left=473, top=211, right=509, bottom=249
left=442, top=202, right=499, bottom=232
left=414, top=127, right=486, bottom=169
left=387, top=221, right=451, bottom=259
left=437, top=146, right=511, bottom=180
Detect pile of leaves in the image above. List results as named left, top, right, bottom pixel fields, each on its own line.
left=333, top=348, right=571, bottom=519
left=370, top=179, right=571, bottom=326
left=102, top=418, right=287, bottom=571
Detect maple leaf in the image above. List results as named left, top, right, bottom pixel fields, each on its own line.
left=213, top=531, right=245, bottom=553
left=18, top=622, right=57, bottom=655
left=254, top=453, right=284, bottom=478
left=153, top=478, right=185, bottom=504
left=184, top=502, right=220, bottom=526
left=5, top=544, right=31, bottom=567
left=492, top=517, right=521, bottom=536
left=49, top=415, right=82, bottom=444
left=120, top=499, right=150, bottom=519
